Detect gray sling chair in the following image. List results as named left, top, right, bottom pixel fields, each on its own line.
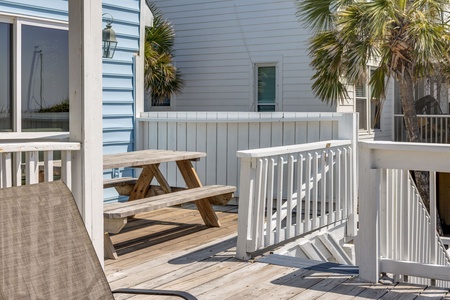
left=0, top=180, right=197, bottom=300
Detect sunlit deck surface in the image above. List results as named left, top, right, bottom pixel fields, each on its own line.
left=105, top=205, right=450, bottom=299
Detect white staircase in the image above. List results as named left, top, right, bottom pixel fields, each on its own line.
left=273, top=222, right=355, bottom=266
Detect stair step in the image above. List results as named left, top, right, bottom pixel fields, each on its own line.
left=318, top=233, right=353, bottom=265
left=258, top=254, right=359, bottom=275
left=298, top=240, right=328, bottom=261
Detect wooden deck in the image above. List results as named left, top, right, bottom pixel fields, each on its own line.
left=106, top=205, right=450, bottom=299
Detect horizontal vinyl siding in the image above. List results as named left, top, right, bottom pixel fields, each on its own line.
left=152, top=0, right=332, bottom=112
left=0, top=0, right=68, bottom=21
left=102, top=1, right=140, bottom=155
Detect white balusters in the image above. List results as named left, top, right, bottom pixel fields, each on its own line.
left=0, top=142, right=80, bottom=190
left=359, top=141, right=450, bottom=287
left=395, top=114, right=450, bottom=143
left=236, top=140, right=354, bottom=259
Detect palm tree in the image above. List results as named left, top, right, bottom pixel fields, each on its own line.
left=145, top=2, right=184, bottom=105
left=296, top=0, right=450, bottom=211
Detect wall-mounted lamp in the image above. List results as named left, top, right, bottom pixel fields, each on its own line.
left=102, top=13, right=117, bottom=58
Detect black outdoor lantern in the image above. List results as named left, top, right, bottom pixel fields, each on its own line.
left=102, top=13, right=117, bottom=58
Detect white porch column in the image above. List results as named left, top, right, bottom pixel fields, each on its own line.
left=68, top=0, right=104, bottom=263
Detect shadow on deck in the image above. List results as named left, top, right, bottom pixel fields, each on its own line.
left=105, top=205, right=450, bottom=299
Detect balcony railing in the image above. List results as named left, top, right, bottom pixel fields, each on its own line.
left=0, top=142, right=80, bottom=190
left=236, top=140, right=357, bottom=260
left=358, top=141, right=450, bottom=287
left=394, top=114, right=450, bottom=143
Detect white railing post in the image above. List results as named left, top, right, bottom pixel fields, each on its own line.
left=61, top=150, right=72, bottom=190
left=357, top=145, right=381, bottom=283
left=1, top=153, right=12, bottom=188
left=236, top=157, right=257, bottom=260
left=430, top=172, right=437, bottom=266
left=43, top=151, right=54, bottom=183
left=25, top=151, right=39, bottom=185
left=338, top=113, right=358, bottom=238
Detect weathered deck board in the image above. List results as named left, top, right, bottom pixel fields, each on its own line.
left=106, top=205, right=450, bottom=300
left=105, top=208, right=237, bottom=274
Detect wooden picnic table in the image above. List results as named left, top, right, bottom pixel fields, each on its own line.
left=103, top=149, right=236, bottom=259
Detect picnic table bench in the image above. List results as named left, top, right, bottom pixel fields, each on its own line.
left=103, top=149, right=236, bottom=259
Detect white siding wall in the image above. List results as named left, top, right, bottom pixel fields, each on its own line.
left=151, top=0, right=334, bottom=112
left=337, top=81, right=394, bottom=142
left=151, top=0, right=394, bottom=140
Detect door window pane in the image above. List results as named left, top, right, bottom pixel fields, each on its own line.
left=257, top=66, right=276, bottom=112
left=21, top=25, right=69, bottom=131
left=0, top=23, right=12, bottom=131
left=356, top=98, right=368, bottom=130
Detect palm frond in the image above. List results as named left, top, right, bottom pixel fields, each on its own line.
left=369, top=65, right=389, bottom=101
left=144, top=2, right=184, bottom=104
left=296, top=0, right=356, bottom=31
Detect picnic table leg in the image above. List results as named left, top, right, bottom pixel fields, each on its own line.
left=129, top=164, right=160, bottom=200
left=176, top=160, right=221, bottom=227
left=104, top=233, right=118, bottom=260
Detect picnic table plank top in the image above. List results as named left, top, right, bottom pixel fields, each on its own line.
left=103, top=149, right=206, bottom=169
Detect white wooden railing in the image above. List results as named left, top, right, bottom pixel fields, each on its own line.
left=359, top=141, right=450, bottom=287
left=236, top=139, right=357, bottom=260
left=137, top=112, right=357, bottom=197
left=395, top=114, right=450, bottom=143
left=0, top=142, right=80, bottom=190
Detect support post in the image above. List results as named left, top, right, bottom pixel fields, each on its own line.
left=68, top=0, right=104, bottom=265
left=357, top=144, right=381, bottom=282
left=236, top=157, right=257, bottom=260
left=338, top=113, right=359, bottom=238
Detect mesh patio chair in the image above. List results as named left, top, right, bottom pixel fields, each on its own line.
left=0, top=180, right=197, bottom=300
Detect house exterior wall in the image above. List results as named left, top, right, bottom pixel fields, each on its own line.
left=151, top=0, right=393, bottom=140
left=337, top=79, right=395, bottom=141
left=151, top=0, right=334, bottom=113
left=0, top=0, right=140, bottom=155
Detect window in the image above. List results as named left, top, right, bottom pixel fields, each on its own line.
left=0, top=17, right=68, bottom=133
left=256, top=64, right=276, bottom=112
left=355, top=68, right=380, bottom=130
left=0, top=23, right=12, bottom=131
left=151, top=96, right=170, bottom=107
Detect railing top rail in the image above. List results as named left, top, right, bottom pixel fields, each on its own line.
left=394, top=114, right=450, bottom=118
left=237, top=140, right=351, bottom=159
left=360, top=140, right=450, bottom=153
left=360, top=140, right=450, bottom=172
left=0, top=142, right=81, bottom=153
left=138, top=117, right=342, bottom=123
left=138, top=112, right=353, bottom=123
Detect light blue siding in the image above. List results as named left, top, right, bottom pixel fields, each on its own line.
left=102, top=1, right=140, bottom=157
left=0, top=0, right=68, bottom=21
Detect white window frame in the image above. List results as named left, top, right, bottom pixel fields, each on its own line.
left=251, top=56, right=282, bottom=112
left=0, top=13, right=68, bottom=134
left=355, top=66, right=381, bottom=133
